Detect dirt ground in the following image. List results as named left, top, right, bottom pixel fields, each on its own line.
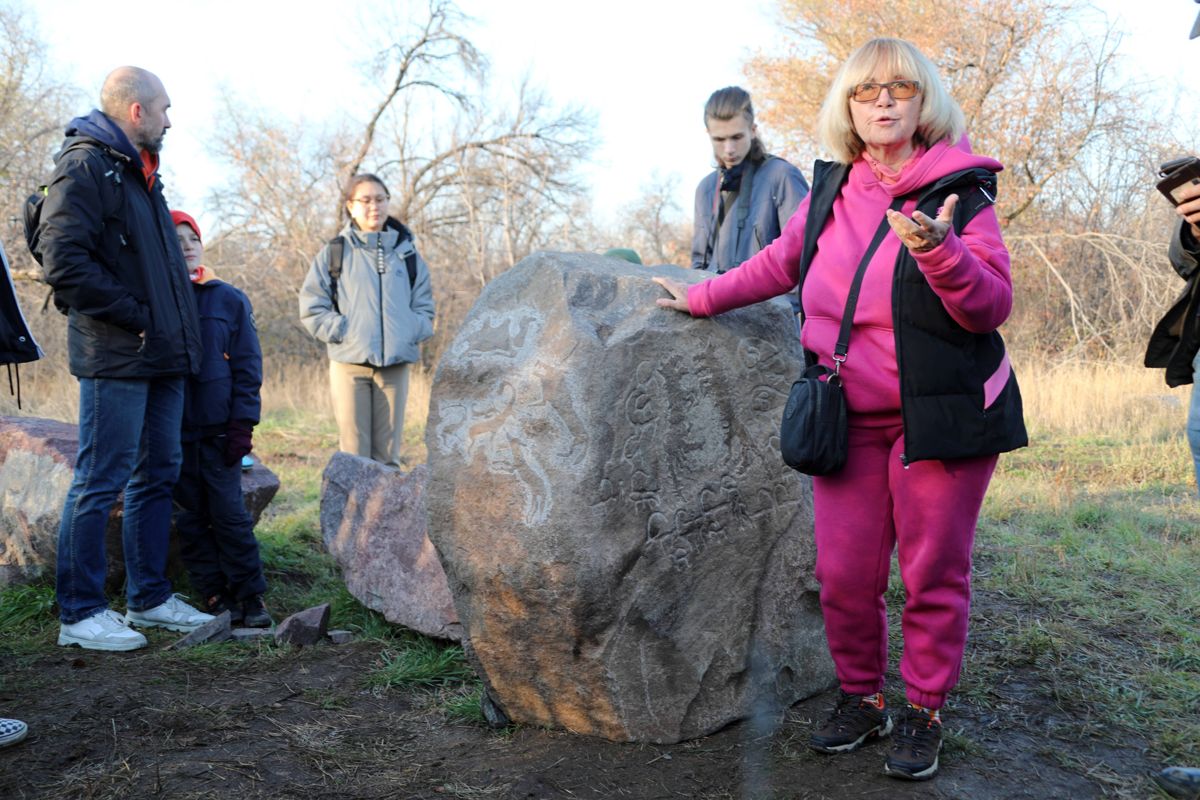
left=0, top=611, right=1162, bottom=800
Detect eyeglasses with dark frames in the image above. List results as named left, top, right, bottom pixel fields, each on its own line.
left=849, top=80, right=922, bottom=103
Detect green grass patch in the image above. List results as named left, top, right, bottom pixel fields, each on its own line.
left=970, top=434, right=1200, bottom=763
left=0, top=583, right=56, bottom=632
left=366, top=633, right=474, bottom=689
left=442, top=684, right=487, bottom=724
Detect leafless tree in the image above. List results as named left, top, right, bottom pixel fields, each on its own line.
left=204, top=1, right=595, bottom=368
left=0, top=6, right=80, bottom=273
left=614, top=174, right=691, bottom=267
left=744, top=0, right=1193, bottom=359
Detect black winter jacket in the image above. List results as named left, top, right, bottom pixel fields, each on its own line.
left=800, top=160, right=1028, bottom=464
left=183, top=278, right=262, bottom=441
left=39, top=110, right=201, bottom=379
left=0, top=242, right=42, bottom=366
left=1144, top=222, right=1200, bottom=387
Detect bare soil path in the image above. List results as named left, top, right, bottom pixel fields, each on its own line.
left=0, top=622, right=1155, bottom=800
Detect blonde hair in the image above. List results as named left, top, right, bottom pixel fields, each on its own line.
left=815, top=38, right=965, bottom=164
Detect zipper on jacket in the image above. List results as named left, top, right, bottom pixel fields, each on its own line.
left=376, top=237, right=386, bottom=364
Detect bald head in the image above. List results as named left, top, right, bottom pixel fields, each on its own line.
left=100, top=66, right=171, bottom=153
left=101, top=67, right=161, bottom=118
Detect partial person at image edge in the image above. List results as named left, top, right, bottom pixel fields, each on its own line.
left=1144, top=182, right=1200, bottom=496
left=299, top=173, right=436, bottom=469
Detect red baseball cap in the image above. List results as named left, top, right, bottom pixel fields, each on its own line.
left=170, top=210, right=202, bottom=243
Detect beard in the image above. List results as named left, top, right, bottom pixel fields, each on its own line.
left=141, top=130, right=166, bottom=154
left=135, top=122, right=167, bottom=154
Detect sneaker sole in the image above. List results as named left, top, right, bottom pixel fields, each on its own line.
left=811, top=716, right=894, bottom=754
left=57, top=632, right=146, bottom=651
left=884, top=743, right=942, bottom=781
left=0, top=727, right=28, bottom=748
left=124, top=617, right=208, bottom=633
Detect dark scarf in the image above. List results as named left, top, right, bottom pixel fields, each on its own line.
left=718, top=161, right=748, bottom=193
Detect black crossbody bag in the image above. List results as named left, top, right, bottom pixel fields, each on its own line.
left=780, top=196, right=905, bottom=475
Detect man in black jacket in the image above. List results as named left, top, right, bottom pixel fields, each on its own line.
left=1145, top=178, right=1200, bottom=496
left=41, top=66, right=212, bottom=651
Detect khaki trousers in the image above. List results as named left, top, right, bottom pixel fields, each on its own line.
left=328, top=361, right=410, bottom=467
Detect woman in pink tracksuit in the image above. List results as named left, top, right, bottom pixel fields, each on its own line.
left=655, top=37, right=1026, bottom=781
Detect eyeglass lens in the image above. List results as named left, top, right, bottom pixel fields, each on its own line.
left=850, top=80, right=920, bottom=102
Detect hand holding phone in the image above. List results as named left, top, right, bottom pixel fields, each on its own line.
left=1157, top=156, right=1200, bottom=206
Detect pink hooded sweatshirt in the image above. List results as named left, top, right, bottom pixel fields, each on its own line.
left=688, top=138, right=1011, bottom=422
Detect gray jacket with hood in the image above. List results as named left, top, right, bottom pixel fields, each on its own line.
left=690, top=155, right=809, bottom=273
left=299, top=222, right=435, bottom=367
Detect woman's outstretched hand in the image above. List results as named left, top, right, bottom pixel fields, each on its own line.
left=653, top=276, right=691, bottom=313
left=887, top=193, right=958, bottom=253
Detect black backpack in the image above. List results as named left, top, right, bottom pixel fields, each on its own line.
left=326, top=217, right=418, bottom=313
left=24, top=141, right=125, bottom=267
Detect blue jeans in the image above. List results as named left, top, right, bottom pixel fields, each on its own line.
left=173, top=437, right=267, bottom=601
left=1190, top=350, right=1200, bottom=496
left=56, top=377, right=184, bottom=623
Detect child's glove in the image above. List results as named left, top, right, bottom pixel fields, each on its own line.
left=224, top=420, right=254, bottom=466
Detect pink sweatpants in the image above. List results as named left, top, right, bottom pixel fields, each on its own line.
left=812, top=421, right=997, bottom=709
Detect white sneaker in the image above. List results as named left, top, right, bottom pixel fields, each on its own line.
left=125, top=593, right=215, bottom=632
left=58, top=609, right=148, bottom=651
left=0, top=718, right=29, bottom=748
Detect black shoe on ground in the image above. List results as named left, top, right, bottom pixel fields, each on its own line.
left=204, top=593, right=244, bottom=626
left=884, top=705, right=943, bottom=781
left=241, top=596, right=273, bottom=628
left=810, top=690, right=892, bottom=753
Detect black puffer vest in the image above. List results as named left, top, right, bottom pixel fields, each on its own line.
left=798, top=160, right=1028, bottom=464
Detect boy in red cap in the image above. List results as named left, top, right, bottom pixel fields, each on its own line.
left=171, top=210, right=271, bottom=627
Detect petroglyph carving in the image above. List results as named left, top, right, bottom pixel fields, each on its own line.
left=426, top=252, right=832, bottom=744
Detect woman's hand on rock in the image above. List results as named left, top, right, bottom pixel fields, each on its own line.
left=653, top=277, right=691, bottom=313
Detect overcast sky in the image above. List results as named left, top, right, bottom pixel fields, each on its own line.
left=24, top=0, right=1198, bottom=236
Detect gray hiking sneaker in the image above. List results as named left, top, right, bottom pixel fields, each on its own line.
left=884, top=705, right=944, bottom=780
left=58, top=608, right=148, bottom=651
left=810, top=690, right=893, bottom=753
left=125, top=593, right=215, bottom=632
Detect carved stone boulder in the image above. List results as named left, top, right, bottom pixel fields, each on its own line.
left=320, top=453, right=461, bottom=641
left=0, top=415, right=280, bottom=588
left=425, top=252, right=834, bottom=744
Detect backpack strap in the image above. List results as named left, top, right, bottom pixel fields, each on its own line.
left=327, top=236, right=344, bottom=313
left=385, top=217, right=419, bottom=290
left=733, top=156, right=760, bottom=254
left=397, top=239, right=417, bottom=290
left=326, top=221, right=418, bottom=313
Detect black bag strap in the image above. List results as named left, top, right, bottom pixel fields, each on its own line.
left=827, top=195, right=907, bottom=373
left=326, top=235, right=344, bottom=314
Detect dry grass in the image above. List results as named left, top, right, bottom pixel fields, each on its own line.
left=0, top=356, right=434, bottom=443
left=1018, top=356, right=1190, bottom=442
